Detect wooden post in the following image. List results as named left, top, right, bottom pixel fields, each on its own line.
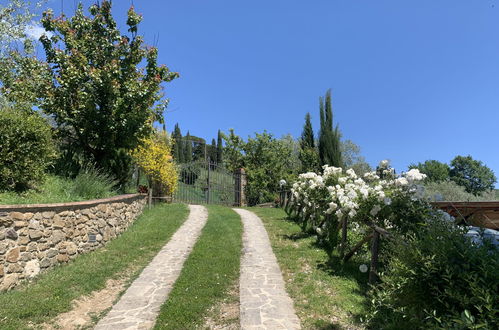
left=369, top=230, right=380, bottom=285
left=207, top=161, right=211, bottom=204
left=148, top=186, right=153, bottom=210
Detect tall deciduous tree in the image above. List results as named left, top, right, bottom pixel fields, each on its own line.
left=39, top=1, right=178, bottom=185
left=0, top=0, right=48, bottom=109
left=450, top=155, right=496, bottom=195
left=318, top=89, right=342, bottom=168
left=409, top=160, right=450, bottom=183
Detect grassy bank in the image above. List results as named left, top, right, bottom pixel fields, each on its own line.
left=0, top=203, right=188, bottom=330
left=0, top=174, right=118, bottom=205
left=251, top=207, right=367, bottom=329
left=154, top=205, right=243, bottom=329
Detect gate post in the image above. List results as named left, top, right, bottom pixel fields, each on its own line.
left=235, top=168, right=247, bottom=207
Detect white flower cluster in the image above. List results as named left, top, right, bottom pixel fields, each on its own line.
left=290, top=160, right=427, bottom=231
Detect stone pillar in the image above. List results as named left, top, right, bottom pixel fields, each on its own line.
left=235, top=168, right=247, bottom=207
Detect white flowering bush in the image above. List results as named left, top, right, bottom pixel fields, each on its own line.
left=286, top=160, right=431, bottom=250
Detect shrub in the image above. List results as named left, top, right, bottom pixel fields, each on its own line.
left=70, top=166, right=117, bottom=200
left=366, top=217, right=499, bottom=329
left=132, top=131, right=178, bottom=196
left=424, top=180, right=497, bottom=202
left=0, top=107, right=55, bottom=191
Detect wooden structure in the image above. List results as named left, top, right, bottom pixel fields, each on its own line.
left=431, top=201, right=499, bottom=230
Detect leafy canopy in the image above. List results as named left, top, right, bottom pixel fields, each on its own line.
left=450, top=155, right=496, bottom=195
left=409, top=159, right=450, bottom=182
left=39, top=1, right=178, bottom=184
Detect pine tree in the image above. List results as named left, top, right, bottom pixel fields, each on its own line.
left=184, top=132, right=193, bottom=162
left=216, top=130, right=223, bottom=165
left=318, top=89, right=342, bottom=168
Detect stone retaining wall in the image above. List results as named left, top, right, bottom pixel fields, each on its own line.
left=0, top=194, right=146, bottom=291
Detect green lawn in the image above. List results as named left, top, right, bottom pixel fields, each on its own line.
left=0, top=203, right=188, bottom=330
left=251, top=207, right=368, bottom=329
left=154, top=205, right=242, bottom=329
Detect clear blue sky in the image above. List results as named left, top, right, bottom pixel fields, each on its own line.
left=38, top=1, right=499, bottom=176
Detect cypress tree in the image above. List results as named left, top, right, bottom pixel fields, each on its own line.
left=173, top=123, right=183, bottom=162
left=210, top=138, right=216, bottom=162
left=185, top=132, right=193, bottom=162
left=318, top=89, right=342, bottom=167
left=301, top=113, right=315, bottom=149
left=216, top=130, right=223, bottom=164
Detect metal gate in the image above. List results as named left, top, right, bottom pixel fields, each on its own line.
left=173, top=161, right=245, bottom=206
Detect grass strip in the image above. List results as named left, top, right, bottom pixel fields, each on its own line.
left=251, top=207, right=368, bottom=329
left=0, top=203, right=189, bottom=330
left=154, top=205, right=242, bottom=329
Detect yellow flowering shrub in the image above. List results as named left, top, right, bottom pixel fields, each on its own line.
left=133, top=131, right=178, bottom=195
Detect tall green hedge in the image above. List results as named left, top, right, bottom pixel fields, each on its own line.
left=0, top=108, right=55, bottom=191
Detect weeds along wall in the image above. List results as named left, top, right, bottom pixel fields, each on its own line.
left=0, top=194, right=146, bottom=291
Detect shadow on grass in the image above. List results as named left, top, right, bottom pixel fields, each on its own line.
left=281, top=214, right=372, bottom=326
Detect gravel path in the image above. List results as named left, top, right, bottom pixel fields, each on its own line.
left=233, top=208, right=301, bottom=329
left=95, top=204, right=208, bottom=330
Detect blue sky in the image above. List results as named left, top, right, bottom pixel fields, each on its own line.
left=26, top=1, right=499, bottom=176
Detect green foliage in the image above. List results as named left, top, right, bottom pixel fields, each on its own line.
left=367, top=217, right=499, bottom=329
left=243, top=132, right=297, bottom=205
left=221, top=129, right=245, bottom=173
left=39, top=1, right=178, bottom=186
left=450, top=155, right=497, bottom=195
left=216, top=129, right=223, bottom=164
left=172, top=123, right=184, bottom=162
left=0, top=107, right=55, bottom=191
left=0, top=173, right=117, bottom=205
left=70, top=166, right=117, bottom=200
left=299, top=112, right=319, bottom=172
left=184, top=133, right=193, bottom=162
left=318, top=89, right=342, bottom=167
left=409, top=160, right=450, bottom=182
left=423, top=180, right=497, bottom=202
left=0, top=0, right=45, bottom=55
left=341, top=140, right=371, bottom=176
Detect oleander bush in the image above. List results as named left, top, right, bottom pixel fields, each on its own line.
left=0, top=107, right=55, bottom=191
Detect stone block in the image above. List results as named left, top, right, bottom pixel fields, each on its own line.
left=6, top=247, right=20, bottom=263
left=29, top=229, right=43, bottom=240
left=42, top=211, right=55, bottom=219
left=0, top=273, right=19, bottom=291
left=57, top=254, right=69, bottom=263
left=10, top=212, right=25, bottom=220
left=5, top=228, right=18, bottom=240
left=14, top=221, right=27, bottom=228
